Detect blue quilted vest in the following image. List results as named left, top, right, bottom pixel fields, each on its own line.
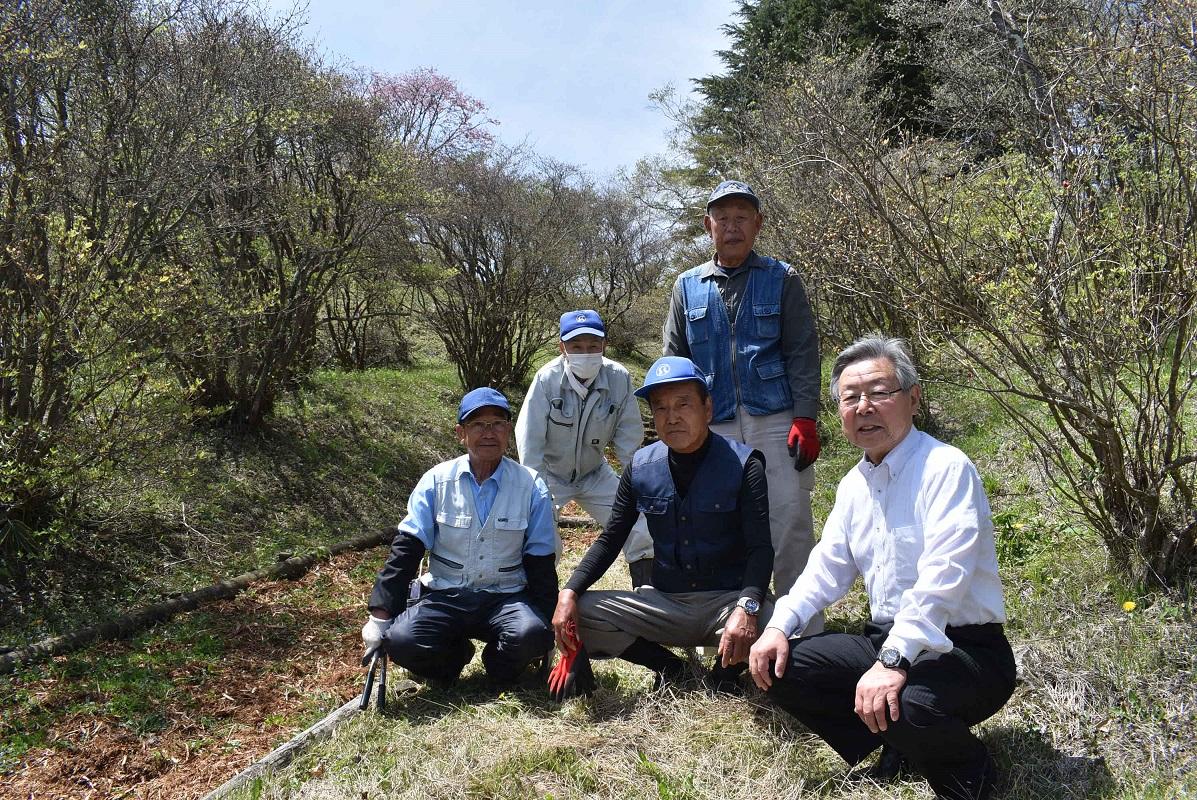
left=631, top=434, right=754, bottom=593
left=678, top=255, right=794, bottom=422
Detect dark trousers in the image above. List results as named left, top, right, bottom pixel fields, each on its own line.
left=383, top=588, right=553, bottom=684
left=767, top=622, right=1016, bottom=800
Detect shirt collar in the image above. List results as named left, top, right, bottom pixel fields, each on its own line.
left=699, top=250, right=764, bottom=280
left=854, top=427, right=922, bottom=479
left=463, top=454, right=506, bottom=486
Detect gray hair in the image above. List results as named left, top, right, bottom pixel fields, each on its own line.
left=829, top=336, right=920, bottom=401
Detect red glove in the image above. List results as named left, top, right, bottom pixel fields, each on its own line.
left=548, top=619, right=580, bottom=699
left=547, top=620, right=595, bottom=701
left=787, top=417, right=820, bottom=471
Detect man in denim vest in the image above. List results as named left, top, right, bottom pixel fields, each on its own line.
left=361, top=388, right=559, bottom=688
left=516, top=309, right=654, bottom=587
left=663, top=181, right=821, bottom=630
left=549, top=357, right=774, bottom=698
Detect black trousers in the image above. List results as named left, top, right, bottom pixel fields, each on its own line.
left=383, top=587, right=553, bottom=684
left=767, top=622, right=1016, bottom=800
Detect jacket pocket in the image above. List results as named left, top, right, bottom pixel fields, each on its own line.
left=430, top=552, right=465, bottom=570
left=753, top=302, right=781, bottom=339
left=685, top=306, right=710, bottom=345
left=493, top=515, right=529, bottom=532
left=636, top=496, right=670, bottom=516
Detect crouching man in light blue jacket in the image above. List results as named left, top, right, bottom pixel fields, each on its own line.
left=515, top=310, right=654, bottom=587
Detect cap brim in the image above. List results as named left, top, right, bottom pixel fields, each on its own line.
left=707, top=192, right=760, bottom=211
left=561, top=327, right=605, bottom=341
left=634, top=376, right=705, bottom=399
left=459, top=404, right=511, bottom=423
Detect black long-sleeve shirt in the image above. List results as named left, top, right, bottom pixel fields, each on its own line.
left=564, top=433, right=773, bottom=603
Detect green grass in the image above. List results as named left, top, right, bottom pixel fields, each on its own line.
left=219, top=369, right=1192, bottom=800
left=0, top=361, right=463, bottom=648
left=2, top=355, right=1195, bottom=798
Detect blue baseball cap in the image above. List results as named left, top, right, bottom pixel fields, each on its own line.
left=560, top=309, right=605, bottom=341
left=706, top=180, right=760, bottom=211
left=457, top=387, right=511, bottom=423
left=634, top=356, right=709, bottom=399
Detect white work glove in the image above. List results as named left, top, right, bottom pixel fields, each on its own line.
left=361, top=614, right=394, bottom=652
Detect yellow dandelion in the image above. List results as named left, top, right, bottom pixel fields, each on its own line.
left=1122, top=601, right=1136, bottom=612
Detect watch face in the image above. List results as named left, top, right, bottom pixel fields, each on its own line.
left=738, top=598, right=760, bottom=615
left=879, top=648, right=901, bottom=668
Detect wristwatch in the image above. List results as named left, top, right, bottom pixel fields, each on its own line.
left=877, top=647, right=911, bottom=671
left=736, top=597, right=761, bottom=616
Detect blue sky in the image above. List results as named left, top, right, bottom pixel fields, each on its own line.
left=266, top=0, right=737, bottom=177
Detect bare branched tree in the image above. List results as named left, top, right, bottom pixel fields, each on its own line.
left=733, top=0, right=1197, bottom=584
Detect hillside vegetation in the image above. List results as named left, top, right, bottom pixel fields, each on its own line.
left=2, top=361, right=1192, bottom=799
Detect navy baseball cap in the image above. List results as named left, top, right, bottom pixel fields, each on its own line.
left=457, top=387, right=511, bottom=423
left=560, top=309, right=605, bottom=341
left=706, top=180, right=760, bottom=211
left=634, top=356, right=709, bottom=399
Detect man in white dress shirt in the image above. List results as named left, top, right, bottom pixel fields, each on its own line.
left=748, top=336, right=1016, bottom=800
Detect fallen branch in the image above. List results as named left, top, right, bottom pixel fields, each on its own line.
left=198, top=696, right=362, bottom=800
left=0, top=529, right=389, bottom=675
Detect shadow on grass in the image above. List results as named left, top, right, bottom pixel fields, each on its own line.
left=991, top=723, right=1114, bottom=799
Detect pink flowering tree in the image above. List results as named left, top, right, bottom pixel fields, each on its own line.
left=370, top=67, right=497, bottom=161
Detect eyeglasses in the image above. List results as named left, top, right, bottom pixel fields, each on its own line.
left=464, top=419, right=511, bottom=434
left=838, top=388, right=905, bottom=409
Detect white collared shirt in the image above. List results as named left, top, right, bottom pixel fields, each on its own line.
left=768, top=428, right=1007, bottom=662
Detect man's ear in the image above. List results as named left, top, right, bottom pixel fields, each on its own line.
left=909, top=384, right=922, bottom=415
left=703, top=214, right=714, bottom=236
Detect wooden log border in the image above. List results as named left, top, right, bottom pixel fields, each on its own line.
left=0, top=529, right=390, bottom=675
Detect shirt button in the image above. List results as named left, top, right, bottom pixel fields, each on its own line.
left=714, top=503, right=721, bottom=509
left=683, top=539, right=690, bottom=545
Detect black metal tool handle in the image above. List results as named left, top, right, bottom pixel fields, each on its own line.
left=359, top=647, right=379, bottom=710
left=375, top=651, right=388, bottom=711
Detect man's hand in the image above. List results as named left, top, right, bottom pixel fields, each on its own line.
left=361, top=613, right=393, bottom=653
left=855, top=661, right=907, bottom=733
left=748, top=627, right=790, bottom=690
left=717, top=607, right=759, bottom=667
left=787, top=417, right=820, bottom=471
left=552, top=589, right=581, bottom=652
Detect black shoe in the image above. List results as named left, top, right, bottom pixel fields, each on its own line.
left=704, top=659, right=747, bottom=694
left=620, top=638, right=689, bottom=690
left=870, top=744, right=910, bottom=783
left=649, top=661, right=691, bottom=691
left=934, top=752, right=999, bottom=800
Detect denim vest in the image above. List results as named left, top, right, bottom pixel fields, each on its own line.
left=425, top=456, right=534, bottom=592
left=631, top=434, right=753, bottom=593
left=679, top=256, right=793, bottom=422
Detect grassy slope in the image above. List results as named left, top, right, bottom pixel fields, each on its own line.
left=235, top=374, right=1193, bottom=799
left=1, top=361, right=1194, bottom=799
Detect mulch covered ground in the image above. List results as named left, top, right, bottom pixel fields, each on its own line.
left=3, top=551, right=371, bottom=800
left=3, top=522, right=598, bottom=800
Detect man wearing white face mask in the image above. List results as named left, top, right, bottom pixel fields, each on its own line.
left=516, top=310, right=654, bottom=586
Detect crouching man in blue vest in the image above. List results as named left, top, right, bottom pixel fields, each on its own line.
left=549, top=357, right=774, bottom=698
left=361, top=387, right=559, bottom=688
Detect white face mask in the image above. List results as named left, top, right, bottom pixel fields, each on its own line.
left=565, top=352, right=603, bottom=382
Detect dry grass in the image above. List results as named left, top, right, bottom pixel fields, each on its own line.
left=225, top=527, right=1196, bottom=800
